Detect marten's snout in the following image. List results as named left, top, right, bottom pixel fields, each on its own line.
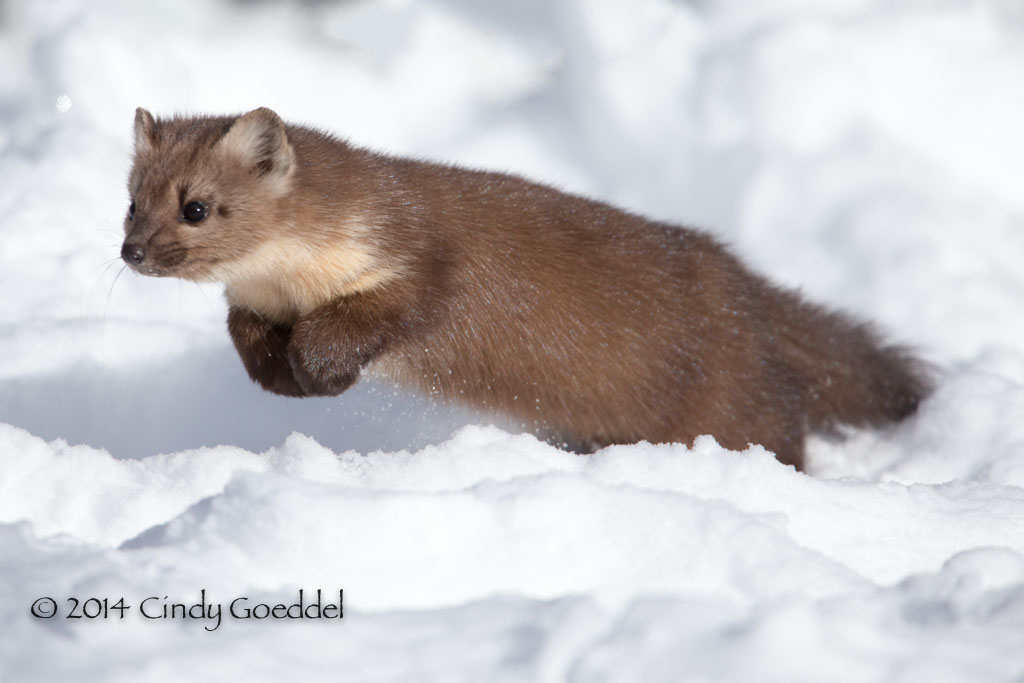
left=121, top=242, right=145, bottom=265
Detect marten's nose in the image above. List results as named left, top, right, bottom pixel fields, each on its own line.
left=121, top=242, right=146, bottom=265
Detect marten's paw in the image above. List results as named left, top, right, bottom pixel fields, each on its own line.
left=285, top=294, right=398, bottom=396
left=227, top=306, right=307, bottom=397
left=286, top=345, right=359, bottom=397
left=285, top=320, right=376, bottom=397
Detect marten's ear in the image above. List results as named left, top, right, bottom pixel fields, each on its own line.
left=134, top=107, right=157, bottom=155
left=216, top=107, right=296, bottom=189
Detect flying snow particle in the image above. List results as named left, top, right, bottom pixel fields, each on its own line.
left=56, top=95, right=72, bottom=113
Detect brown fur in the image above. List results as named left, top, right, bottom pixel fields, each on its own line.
left=122, top=107, right=933, bottom=469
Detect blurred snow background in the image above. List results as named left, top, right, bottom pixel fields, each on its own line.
left=1, top=0, right=1023, bottom=680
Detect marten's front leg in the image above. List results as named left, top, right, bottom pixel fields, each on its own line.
left=287, top=292, right=405, bottom=397
left=227, top=306, right=307, bottom=397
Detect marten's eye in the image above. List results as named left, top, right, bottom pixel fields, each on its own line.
left=183, top=201, right=209, bottom=223
left=127, top=201, right=135, bottom=219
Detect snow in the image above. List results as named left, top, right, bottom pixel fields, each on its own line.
left=1, top=0, right=1023, bottom=680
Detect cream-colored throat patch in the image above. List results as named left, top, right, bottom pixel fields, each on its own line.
left=217, top=237, right=394, bottom=323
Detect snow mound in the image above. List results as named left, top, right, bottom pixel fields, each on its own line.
left=2, top=425, right=1024, bottom=681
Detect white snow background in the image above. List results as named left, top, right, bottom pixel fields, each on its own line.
left=2, top=0, right=1024, bottom=680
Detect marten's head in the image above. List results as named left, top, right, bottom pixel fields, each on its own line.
left=121, top=107, right=399, bottom=323
left=121, top=107, right=297, bottom=281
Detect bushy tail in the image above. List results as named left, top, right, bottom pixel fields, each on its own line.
left=778, top=296, right=934, bottom=435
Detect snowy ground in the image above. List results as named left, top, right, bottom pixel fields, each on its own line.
left=1, top=0, right=1023, bottom=680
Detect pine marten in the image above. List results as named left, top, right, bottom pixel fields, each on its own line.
left=121, top=107, right=932, bottom=470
